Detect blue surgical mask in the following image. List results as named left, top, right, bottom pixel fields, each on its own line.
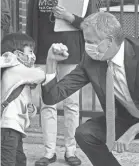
left=85, top=40, right=108, bottom=61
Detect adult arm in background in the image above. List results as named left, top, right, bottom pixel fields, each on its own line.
left=53, top=0, right=99, bottom=29
left=41, top=44, right=90, bottom=105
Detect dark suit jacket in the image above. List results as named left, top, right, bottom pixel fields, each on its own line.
left=42, top=36, right=139, bottom=120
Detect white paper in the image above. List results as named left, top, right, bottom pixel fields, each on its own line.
left=54, top=0, right=89, bottom=32
left=82, top=0, right=89, bottom=17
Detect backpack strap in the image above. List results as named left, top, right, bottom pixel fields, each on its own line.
left=1, top=84, right=25, bottom=115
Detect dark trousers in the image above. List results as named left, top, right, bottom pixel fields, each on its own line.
left=1, top=128, right=26, bottom=166
left=75, top=114, right=139, bottom=166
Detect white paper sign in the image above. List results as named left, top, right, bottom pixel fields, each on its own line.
left=54, top=0, right=89, bottom=32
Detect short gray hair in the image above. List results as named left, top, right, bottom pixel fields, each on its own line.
left=81, top=12, right=124, bottom=45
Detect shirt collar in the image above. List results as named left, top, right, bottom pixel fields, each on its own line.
left=111, top=42, right=124, bottom=67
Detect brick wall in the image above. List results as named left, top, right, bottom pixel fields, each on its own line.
left=19, top=0, right=28, bottom=33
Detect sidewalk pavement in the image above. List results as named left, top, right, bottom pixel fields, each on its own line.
left=24, top=143, right=139, bottom=166
left=24, top=116, right=139, bottom=166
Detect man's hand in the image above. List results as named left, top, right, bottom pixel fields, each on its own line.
left=113, top=124, right=139, bottom=153
left=46, top=43, right=69, bottom=74
left=52, top=5, right=75, bottom=23
left=47, top=43, right=69, bottom=61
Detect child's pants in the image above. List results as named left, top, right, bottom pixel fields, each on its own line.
left=1, top=128, right=26, bottom=166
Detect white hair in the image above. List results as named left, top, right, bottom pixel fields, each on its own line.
left=81, top=12, right=124, bottom=45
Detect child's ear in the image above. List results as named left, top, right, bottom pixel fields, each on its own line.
left=13, top=50, right=21, bottom=57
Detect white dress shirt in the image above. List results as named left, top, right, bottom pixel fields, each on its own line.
left=111, top=42, right=139, bottom=118
left=42, top=73, right=56, bottom=86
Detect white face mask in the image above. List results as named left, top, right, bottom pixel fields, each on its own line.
left=85, top=40, right=108, bottom=61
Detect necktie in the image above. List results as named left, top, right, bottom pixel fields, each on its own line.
left=106, top=61, right=115, bottom=152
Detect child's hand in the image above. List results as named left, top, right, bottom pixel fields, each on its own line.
left=47, top=43, right=69, bottom=62
left=27, top=103, right=37, bottom=118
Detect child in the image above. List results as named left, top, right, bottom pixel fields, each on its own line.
left=1, top=33, right=46, bottom=166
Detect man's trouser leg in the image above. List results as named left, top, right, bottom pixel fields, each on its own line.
left=75, top=115, right=138, bottom=166
left=41, top=102, right=57, bottom=158
left=1, top=128, right=26, bottom=166
left=57, top=64, right=79, bottom=157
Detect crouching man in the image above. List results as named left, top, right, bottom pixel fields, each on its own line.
left=42, top=12, right=139, bottom=166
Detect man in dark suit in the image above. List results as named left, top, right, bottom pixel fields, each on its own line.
left=42, top=12, right=139, bottom=166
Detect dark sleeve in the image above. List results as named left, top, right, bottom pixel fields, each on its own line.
left=71, top=15, right=84, bottom=29
left=42, top=63, right=90, bottom=105
left=71, top=0, right=99, bottom=29
left=1, top=0, right=11, bottom=32
left=26, top=0, right=34, bottom=36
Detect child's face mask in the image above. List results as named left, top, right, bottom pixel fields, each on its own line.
left=14, top=46, right=36, bottom=67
